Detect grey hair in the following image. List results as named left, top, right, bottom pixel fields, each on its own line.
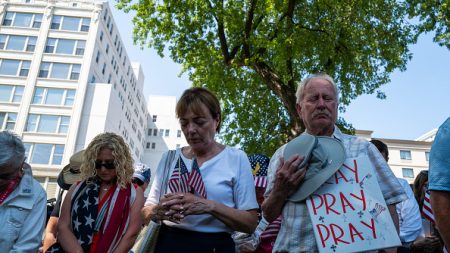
left=295, top=73, right=339, bottom=104
left=0, top=131, right=25, bottom=170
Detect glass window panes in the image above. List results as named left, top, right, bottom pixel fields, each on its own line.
left=45, top=38, right=56, bottom=53
left=32, top=14, right=42, bottom=28
left=19, top=61, right=30, bottom=76
left=177, top=130, right=182, bottom=138
left=80, top=18, right=90, bottom=32
left=402, top=168, right=414, bottom=178
left=2, top=12, right=13, bottom=26
left=50, top=63, right=70, bottom=79
left=56, top=39, right=76, bottom=54
left=26, top=37, right=37, bottom=51
left=32, top=87, right=44, bottom=104
left=75, top=40, right=85, bottom=55
left=25, top=114, right=38, bottom=131
left=165, top=129, right=170, bottom=137
left=51, top=15, right=61, bottom=29
left=0, top=112, right=5, bottom=129
left=38, top=115, right=58, bottom=133
left=13, top=13, right=32, bottom=27
left=12, top=86, right=23, bottom=102
left=6, top=35, right=26, bottom=51
left=70, top=64, right=81, bottom=80
left=0, top=35, right=6, bottom=49
left=0, top=59, right=20, bottom=76
left=59, top=116, right=70, bottom=133
left=61, top=16, right=80, bottom=31
left=0, top=85, right=13, bottom=102
left=65, top=90, right=75, bottom=106
left=30, top=143, right=52, bottom=164
left=400, top=150, right=412, bottom=160
left=6, top=113, right=16, bottom=129
left=52, top=145, right=64, bottom=165
left=425, top=152, right=430, bottom=161
left=45, top=89, right=64, bottom=104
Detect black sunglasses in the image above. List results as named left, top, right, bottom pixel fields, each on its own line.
left=95, top=160, right=115, bottom=170
left=132, top=177, right=144, bottom=186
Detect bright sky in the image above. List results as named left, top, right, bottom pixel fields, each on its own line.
left=110, top=2, right=450, bottom=141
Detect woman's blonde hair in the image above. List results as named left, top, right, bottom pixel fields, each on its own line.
left=80, top=132, right=134, bottom=189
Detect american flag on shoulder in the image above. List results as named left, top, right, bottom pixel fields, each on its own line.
left=188, top=159, right=207, bottom=198
left=422, top=189, right=435, bottom=224
left=260, top=216, right=282, bottom=239
left=168, top=157, right=190, bottom=193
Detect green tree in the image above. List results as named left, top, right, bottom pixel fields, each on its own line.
left=116, top=0, right=418, bottom=155
left=407, top=0, right=449, bottom=49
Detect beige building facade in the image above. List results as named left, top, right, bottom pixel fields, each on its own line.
left=356, top=129, right=436, bottom=183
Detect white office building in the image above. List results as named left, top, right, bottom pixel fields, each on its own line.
left=356, top=129, right=435, bottom=183
left=0, top=0, right=148, bottom=197
left=143, top=95, right=188, bottom=180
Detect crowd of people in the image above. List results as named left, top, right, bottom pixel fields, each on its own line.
left=0, top=73, right=449, bottom=253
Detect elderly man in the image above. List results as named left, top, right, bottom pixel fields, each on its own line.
left=262, top=73, right=406, bottom=252
left=0, top=131, right=47, bottom=252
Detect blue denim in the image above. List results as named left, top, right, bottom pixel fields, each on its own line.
left=429, top=117, right=450, bottom=191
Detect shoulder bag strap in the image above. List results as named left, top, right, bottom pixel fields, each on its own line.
left=158, top=150, right=176, bottom=201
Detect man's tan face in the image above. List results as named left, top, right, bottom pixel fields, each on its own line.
left=297, top=78, right=338, bottom=135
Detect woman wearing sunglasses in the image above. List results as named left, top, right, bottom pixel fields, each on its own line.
left=48, top=132, right=144, bottom=253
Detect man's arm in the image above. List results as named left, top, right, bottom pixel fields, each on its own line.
left=431, top=191, right=450, bottom=248
left=262, top=155, right=306, bottom=223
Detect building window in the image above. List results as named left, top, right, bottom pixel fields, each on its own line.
left=177, top=130, right=182, bottom=138
left=0, top=59, right=31, bottom=77
left=402, top=168, right=414, bottom=178
left=24, top=143, right=65, bottom=165
left=176, top=144, right=181, bottom=149
left=2, top=12, right=42, bottom=28
left=159, top=129, right=164, bottom=137
left=99, top=30, right=104, bottom=41
left=95, top=50, right=100, bottom=63
left=147, top=128, right=152, bottom=136
left=151, top=143, right=156, bottom=149
left=0, top=112, right=17, bottom=130
left=80, top=18, right=90, bottom=32
left=45, top=38, right=56, bottom=53
left=45, top=38, right=86, bottom=56
left=70, top=64, right=80, bottom=80
left=0, top=85, right=24, bottom=103
left=152, top=115, right=157, bottom=122
left=75, top=40, right=85, bottom=55
left=146, top=142, right=150, bottom=149
left=400, top=150, right=412, bottom=160
left=153, top=129, right=157, bottom=136
left=165, top=129, right=170, bottom=137
left=50, top=15, right=90, bottom=32
left=32, top=87, right=76, bottom=106
left=106, top=44, right=109, bottom=54
left=38, top=62, right=81, bottom=80
left=0, top=35, right=37, bottom=52
left=425, top=151, right=430, bottom=161
left=25, top=114, right=70, bottom=134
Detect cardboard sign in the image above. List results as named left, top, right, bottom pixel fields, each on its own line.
left=306, top=156, right=401, bottom=253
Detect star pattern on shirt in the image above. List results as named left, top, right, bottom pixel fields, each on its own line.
left=73, top=217, right=82, bottom=232
left=85, top=213, right=95, bottom=228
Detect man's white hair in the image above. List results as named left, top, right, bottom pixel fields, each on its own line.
left=295, top=73, right=339, bottom=104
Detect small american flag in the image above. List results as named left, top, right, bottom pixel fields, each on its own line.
left=168, top=157, right=190, bottom=193
left=260, top=216, right=282, bottom=239
left=188, top=159, right=207, bottom=198
left=422, top=189, right=435, bottom=224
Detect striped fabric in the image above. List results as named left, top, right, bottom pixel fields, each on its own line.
left=254, top=176, right=268, bottom=188
left=260, top=216, right=282, bottom=239
left=188, top=159, right=207, bottom=198
left=168, top=157, right=190, bottom=193
left=422, top=189, right=435, bottom=224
